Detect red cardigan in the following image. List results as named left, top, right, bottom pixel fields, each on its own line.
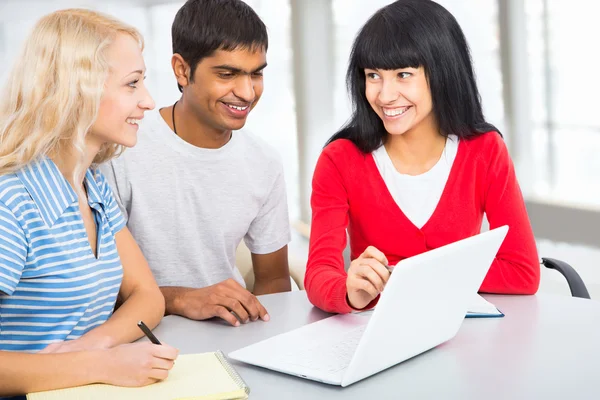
left=304, top=132, right=540, bottom=314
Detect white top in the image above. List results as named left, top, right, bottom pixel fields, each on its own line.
left=100, top=109, right=291, bottom=288
left=372, top=135, right=459, bottom=229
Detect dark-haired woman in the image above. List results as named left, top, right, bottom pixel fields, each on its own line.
left=304, top=0, right=540, bottom=313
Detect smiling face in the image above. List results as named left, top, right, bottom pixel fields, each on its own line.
left=364, top=66, right=436, bottom=137
left=181, top=47, right=266, bottom=134
left=89, top=33, right=155, bottom=148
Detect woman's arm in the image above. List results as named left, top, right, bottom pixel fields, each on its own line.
left=305, top=148, right=389, bottom=313
left=480, top=137, right=540, bottom=294
left=0, top=342, right=178, bottom=397
left=83, top=227, right=165, bottom=344
left=44, top=227, right=164, bottom=353
left=305, top=149, right=356, bottom=314
left=0, top=349, right=108, bottom=396
left=305, top=150, right=351, bottom=313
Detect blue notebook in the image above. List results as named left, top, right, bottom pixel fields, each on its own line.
left=466, top=295, right=504, bottom=318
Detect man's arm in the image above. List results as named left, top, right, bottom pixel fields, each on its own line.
left=244, top=159, right=292, bottom=295
left=81, top=227, right=165, bottom=345
left=251, top=245, right=291, bottom=295
left=161, top=286, right=196, bottom=317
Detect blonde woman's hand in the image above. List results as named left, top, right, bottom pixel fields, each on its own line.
left=346, top=246, right=391, bottom=309
left=97, top=342, right=179, bottom=387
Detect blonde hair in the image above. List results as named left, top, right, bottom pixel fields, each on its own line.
left=0, top=8, right=144, bottom=180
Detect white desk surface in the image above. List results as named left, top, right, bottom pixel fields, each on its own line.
left=152, top=290, right=600, bottom=399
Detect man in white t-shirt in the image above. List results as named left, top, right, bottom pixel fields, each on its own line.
left=101, top=0, right=291, bottom=327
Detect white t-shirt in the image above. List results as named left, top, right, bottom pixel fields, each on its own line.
left=372, top=135, right=459, bottom=229
left=101, top=110, right=291, bottom=288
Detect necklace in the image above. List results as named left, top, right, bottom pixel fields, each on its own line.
left=172, top=101, right=178, bottom=135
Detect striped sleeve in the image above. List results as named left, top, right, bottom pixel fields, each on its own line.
left=0, top=201, right=27, bottom=295
left=96, top=171, right=126, bottom=235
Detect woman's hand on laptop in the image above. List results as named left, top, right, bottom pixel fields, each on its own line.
left=346, top=246, right=391, bottom=310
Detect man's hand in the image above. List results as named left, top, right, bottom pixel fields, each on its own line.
left=164, top=279, right=270, bottom=326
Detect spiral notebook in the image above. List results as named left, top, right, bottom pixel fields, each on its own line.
left=27, top=351, right=249, bottom=400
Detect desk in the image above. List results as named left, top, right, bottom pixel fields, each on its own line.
left=153, top=291, right=600, bottom=399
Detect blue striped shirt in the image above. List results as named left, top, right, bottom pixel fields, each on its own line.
left=0, top=158, right=125, bottom=352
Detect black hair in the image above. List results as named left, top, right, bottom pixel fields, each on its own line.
left=328, top=0, right=499, bottom=153
left=172, top=0, right=268, bottom=92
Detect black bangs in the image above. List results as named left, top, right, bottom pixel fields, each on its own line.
left=352, top=9, right=424, bottom=72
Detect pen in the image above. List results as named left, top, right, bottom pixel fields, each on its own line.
left=137, top=320, right=162, bottom=345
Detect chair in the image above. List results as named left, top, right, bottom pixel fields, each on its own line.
left=542, top=258, right=590, bottom=299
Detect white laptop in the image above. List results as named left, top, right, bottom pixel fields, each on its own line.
left=229, top=226, right=509, bottom=387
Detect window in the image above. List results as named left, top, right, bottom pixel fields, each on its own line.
left=526, top=0, right=600, bottom=208
left=241, top=0, right=299, bottom=221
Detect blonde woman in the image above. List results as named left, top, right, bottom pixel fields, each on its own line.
left=0, top=9, right=177, bottom=398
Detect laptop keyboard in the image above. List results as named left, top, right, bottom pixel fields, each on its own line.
left=281, top=325, right=366, bottom=373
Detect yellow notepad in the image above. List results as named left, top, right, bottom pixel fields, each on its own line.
left=27, top=351, right=249, bottom=400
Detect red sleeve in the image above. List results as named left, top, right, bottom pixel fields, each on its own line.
left=304, top=147, right=356, bottom=313
left=479, top=135, right=540, bottom=294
